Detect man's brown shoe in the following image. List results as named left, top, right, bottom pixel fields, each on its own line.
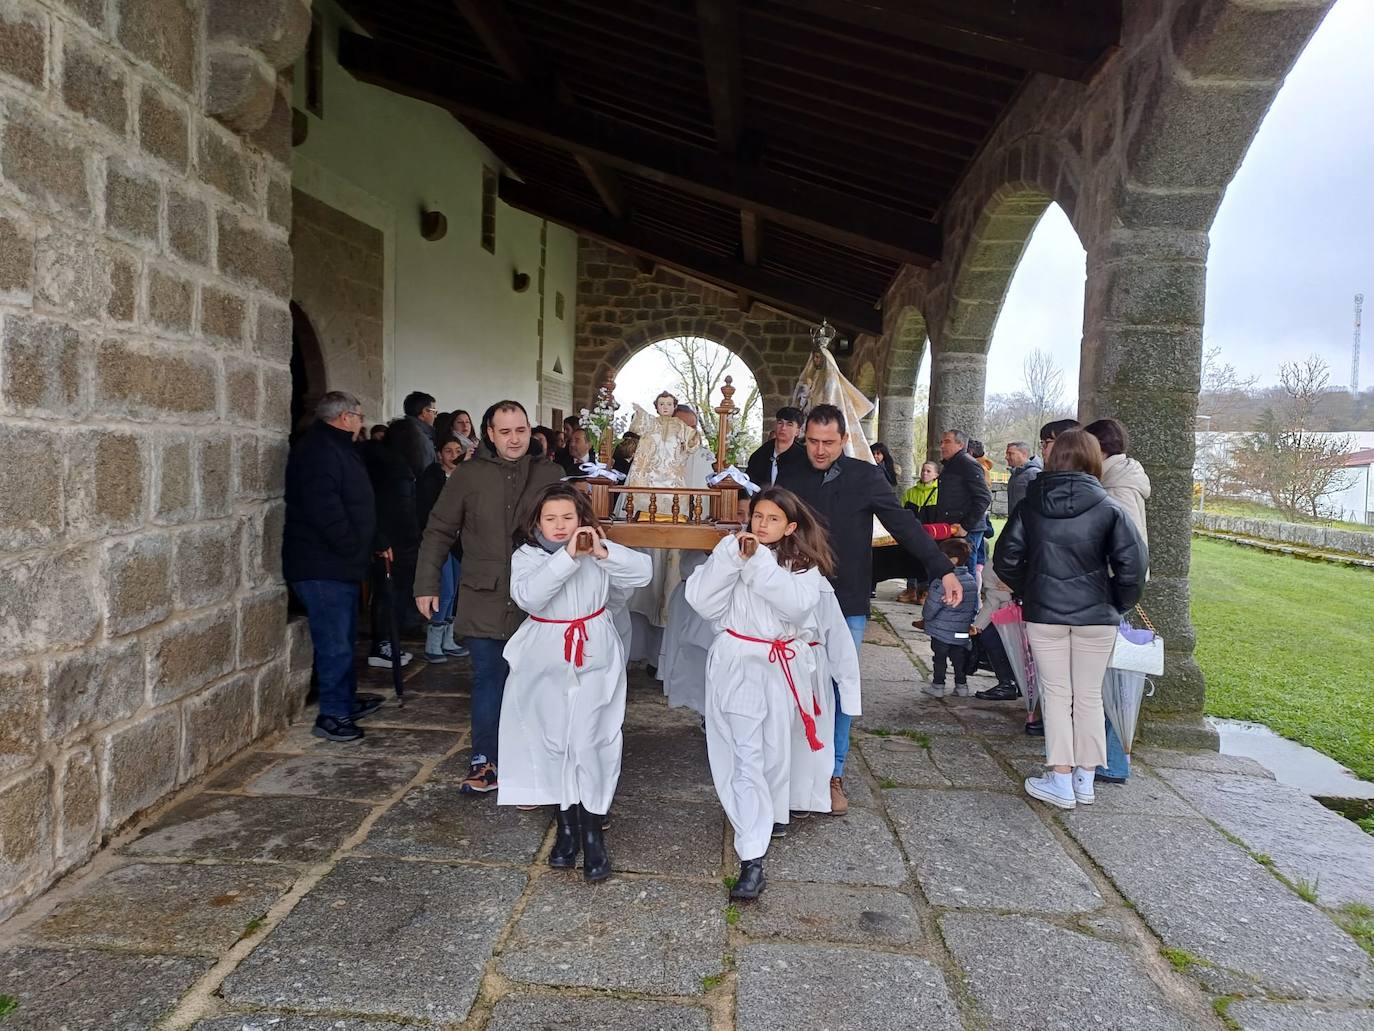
left=896, top=587, right=919, bottom=604
left=829, top=776, right=849, bottom=815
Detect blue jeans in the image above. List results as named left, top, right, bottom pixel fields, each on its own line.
left=291, top=579, right=359, bottom=719
left=1098, top=718, right=1131, bottom=780
left=465, top=636, right=509, bottom=765
left=834, top=615, right=867, bottom=776
left=432, top=555, right=461, bottom=627
left=964, top=529, right=985, bottom=578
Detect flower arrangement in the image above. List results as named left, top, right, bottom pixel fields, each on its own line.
left=580, top=383, right=626, bottom=459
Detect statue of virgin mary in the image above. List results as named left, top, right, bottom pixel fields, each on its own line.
left=792, top=341, right=876, bottom=463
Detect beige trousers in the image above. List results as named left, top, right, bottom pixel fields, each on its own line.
left=1027, top=622, right=1117, bottom=770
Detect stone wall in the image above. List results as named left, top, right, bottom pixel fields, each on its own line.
left=0, top=0, right=306, bottom=916
left=575, top=238, right=818, bottom=417
left=1193, top=511, right=1374, bottom=559
left=290, top=188, right=383, bottom=425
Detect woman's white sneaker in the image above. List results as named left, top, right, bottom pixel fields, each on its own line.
left=1025, top=771, right=1076, bottom=810
left=1072, top=768, right=1096, bottom=805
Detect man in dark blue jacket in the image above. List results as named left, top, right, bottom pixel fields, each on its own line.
left=283, top=391, right=379, bottom=743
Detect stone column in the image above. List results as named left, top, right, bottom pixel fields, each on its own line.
left=926, top=349, right=987, bottom=457
left=877, top=392, right=914, bottom=486
left=1080, top=226, right=1213, bottom=747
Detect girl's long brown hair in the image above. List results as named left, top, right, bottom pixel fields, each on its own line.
left=513, top=482, right=600, bottom=550
left=750, top=486, right=835, bottom=577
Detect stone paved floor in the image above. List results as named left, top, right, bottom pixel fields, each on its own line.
left=3, top=585, right=1374, bottom=1030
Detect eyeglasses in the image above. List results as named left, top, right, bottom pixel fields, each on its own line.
left=345, top=410, right=364, bottom=421
left=423, top=406, right=438, bottom=414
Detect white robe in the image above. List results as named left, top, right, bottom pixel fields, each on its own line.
left=792, top=582, right=862, bottom=813
left=498, top=541, right=653, bottom=813
left=686, top=536, right=822, bottom=862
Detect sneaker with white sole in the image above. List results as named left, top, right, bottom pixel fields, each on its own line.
left=367, top=641, right=413, bottom=668
left=1072, top=768, right=1096, bottom=805
left=922, top=681, right=946, bottom=699
left=1024, top=772, right=1076, bottom=810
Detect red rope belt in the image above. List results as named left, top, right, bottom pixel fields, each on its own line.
left=530, top=605, right=606, bottom=667
left=726, top=630, right=823, bottom=752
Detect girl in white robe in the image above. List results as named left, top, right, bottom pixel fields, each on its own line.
left=499, top=483, right=653, bottom=882
left=686, top=486, right=836, bottom=901
left=793, top=580, right=861, bottom=815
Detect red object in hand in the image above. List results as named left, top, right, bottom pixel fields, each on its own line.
left=923, top=523, right=958, bottom=541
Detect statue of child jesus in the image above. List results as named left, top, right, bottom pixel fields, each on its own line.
left=625, top=391, right=700, bottom=514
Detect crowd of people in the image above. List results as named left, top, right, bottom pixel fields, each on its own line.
left=283, top=386, right=1148, bottom=899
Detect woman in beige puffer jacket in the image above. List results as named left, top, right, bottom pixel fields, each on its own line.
left=1086, top=419, right=1150, bottom=545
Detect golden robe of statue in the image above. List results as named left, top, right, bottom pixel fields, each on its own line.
left=625, top=399, right=700, bottom=517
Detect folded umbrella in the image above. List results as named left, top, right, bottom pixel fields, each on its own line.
left=1101, top=668, right=1153, bottom=755
left=989, top=602, right=1037, bottom=713
left=380, top=553, right=404, bottom=706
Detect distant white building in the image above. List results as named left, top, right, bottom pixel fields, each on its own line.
left=1333, top=448, right=1374, bottom=525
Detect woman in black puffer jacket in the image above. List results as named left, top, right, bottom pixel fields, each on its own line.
left=993, top=429, right=1147, bottom=811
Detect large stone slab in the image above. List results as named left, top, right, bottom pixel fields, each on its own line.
left=928, top=736, right=1015, bottom=788
left=1062, top=814, right=1374, bottom=1000
left=124, top=793, right=372, bottom=863
left=736, top=882, right=922, bottom=946
left=193, top=1016, right=421, bottom=1030
left=1157, top=768, right=1374, bottom=907
left=615, top=727, right=716, bottom=803
left=486, top=994, right=712, bottom=1031
left=365, top=693, right=469, bottom=730
left=940, top=913, right=1194, bottom=1030
left=952, top=702, right=1029, bottom=737
left=205, top=751, right=286, bottom=790
left=1086, top=767, right=1203, bottom=816
left=735, top=943, right=961, bottom=1031
left=1229, top=1000, right=1374, bottom=1031
left=858, top=680, right=966, bottom=734
left=858, top=641, right=921, bottom=680
left=499, top=874, right=726, bottom=995
left=25, top=861, right=294, bottom=956
left=605, top=793, right=724, bottom=878
left=888, top=789, right=1101, bottom=913
left=354, top=784, right=550, bottom=865
left=222, top=857, right=524, bottom=1024
left=276, top=723, right=460, bottom=759
left=239, top=754, right=422, bottom=803
left=1138, top=747, right=1274, bottom=779
left=766, top=803, right=907, bottom=887
left=856, top=735, right=948, bottom=787
left=0, top=946, right=211, bottom=1029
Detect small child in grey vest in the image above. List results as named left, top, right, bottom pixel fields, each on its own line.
left=921, top=538, right=979, bottom=698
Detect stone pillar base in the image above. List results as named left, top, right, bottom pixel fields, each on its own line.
left=1139, top=716, right=1219, bottom=752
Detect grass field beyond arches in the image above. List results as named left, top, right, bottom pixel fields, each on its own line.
left=1192, top=536, right=1374, bottom=782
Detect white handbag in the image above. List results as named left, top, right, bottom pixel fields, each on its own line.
left=1109, top=606, right=1164, bottom=676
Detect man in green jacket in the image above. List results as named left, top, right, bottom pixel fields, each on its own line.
left=415, top=400, right=563, bottom=794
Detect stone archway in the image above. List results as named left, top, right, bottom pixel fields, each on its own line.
left=289, top=303, right=327, bottom=441
left=874, top=306, right=928, bottom=487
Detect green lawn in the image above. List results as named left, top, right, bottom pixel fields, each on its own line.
left=1192, top=536, right=1374, bottom=782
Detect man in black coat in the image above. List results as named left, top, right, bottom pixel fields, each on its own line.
left=385, top=391, right=438, bottom=478
left=361, top=434, right=423, bottom=663
left=935, top=429, right=992, bottom=576
left=745, top=405, right=805, bottom=488
left=283, top=391, right=380, bottom=743
left=776, top=404, right=964, bottom=815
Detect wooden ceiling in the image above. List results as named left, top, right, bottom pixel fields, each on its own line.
left=338, top=0, right=1120, bottom=335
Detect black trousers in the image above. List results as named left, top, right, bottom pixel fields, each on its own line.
left=930, top=638, right=971, bottom=684
left=975, top=628, right=1020, bottom=688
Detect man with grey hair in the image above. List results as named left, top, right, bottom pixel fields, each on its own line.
left=935, top=429, right=992, bottom=578
left=1005, top=440, right=1042, bottom=513
left=283, top=391, right=381, bottom=743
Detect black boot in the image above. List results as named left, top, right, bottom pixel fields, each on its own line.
left=730, top=858, right=766, bottom=901
left=580, top=804, right=612, bottom=882
left=549, top=806, right=580, bottom=869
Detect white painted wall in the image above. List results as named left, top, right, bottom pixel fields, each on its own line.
left=291, top=1, right=577, bottom=423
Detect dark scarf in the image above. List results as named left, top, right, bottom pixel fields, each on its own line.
left=533, top=529, right=566, bottom=554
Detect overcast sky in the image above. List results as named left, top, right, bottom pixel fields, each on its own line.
left=979, top=0, right=1372, bottom=398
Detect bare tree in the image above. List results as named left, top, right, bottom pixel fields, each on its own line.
left=1224, top=354, right=1353, bottom=517
left=652, top=336, right=761, bottom=464
left=1022, top=348, right=1066, bottom=433
left=979, top=349, right=1074, bottom=454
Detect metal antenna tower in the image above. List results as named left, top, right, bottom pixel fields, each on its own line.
left=1355, top=293, right=1364, bottom=394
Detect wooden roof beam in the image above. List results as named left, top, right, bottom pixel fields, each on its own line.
left=499, top=177, right=882, bottom=335
left=695, top=0, right=743, bottom=155
left=452, top=0, right=629, bottom=219
left=340, top=32, right=941, bottom=266
left=788, top=0, right=1121, bottom=82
